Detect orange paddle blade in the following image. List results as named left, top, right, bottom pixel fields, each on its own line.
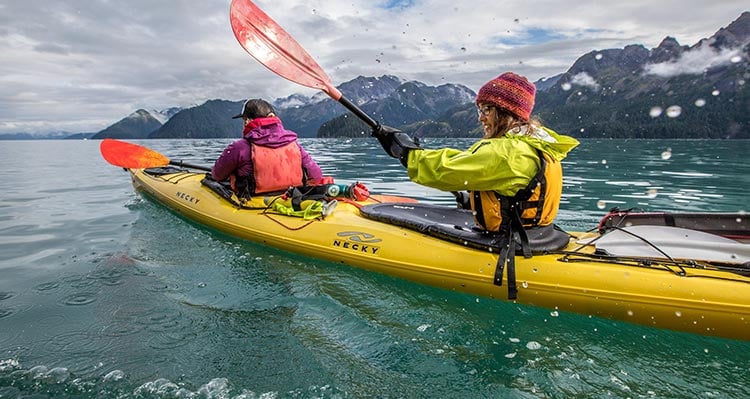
left=100, top=139, right=170, bottom=169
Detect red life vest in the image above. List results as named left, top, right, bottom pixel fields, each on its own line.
left=250, top=142, right=304, bottom=194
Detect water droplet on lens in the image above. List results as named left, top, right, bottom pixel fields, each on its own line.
left=666, top=105, right=682, bottom=118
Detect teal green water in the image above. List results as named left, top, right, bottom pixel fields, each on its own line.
left=0, top=139, right=748, bottom=398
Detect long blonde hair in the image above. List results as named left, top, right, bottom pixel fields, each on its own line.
left=484, top=107, right=542, bottom=139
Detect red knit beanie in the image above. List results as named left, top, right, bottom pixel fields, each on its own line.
left=475, top=72, right=536, bottom=121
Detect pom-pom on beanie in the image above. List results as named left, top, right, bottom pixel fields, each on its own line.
left=475, top=72, right=536, bottom=121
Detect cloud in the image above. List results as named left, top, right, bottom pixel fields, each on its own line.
left=34, top=43, right=71, bottom=55
left=644, top=44, right=746, bottom=77
left=0, top=0, right=747, bottom=134
left=570, top=72, right=600, bottom=91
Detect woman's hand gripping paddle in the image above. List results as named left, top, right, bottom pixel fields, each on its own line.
left=100, top=139, right=211, bottom=171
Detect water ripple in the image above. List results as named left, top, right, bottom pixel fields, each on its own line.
left=100, top=321, right=143, bottom=337
left=33, top=281, right=60, bottom=292
left=61, top=292, right=98, bottom=306
left=41, top=330, right=117, bottom=375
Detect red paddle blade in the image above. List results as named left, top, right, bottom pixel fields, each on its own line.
left=100, top=139, right=170, bottom=169
left=229, top=0, right=342, bottom=100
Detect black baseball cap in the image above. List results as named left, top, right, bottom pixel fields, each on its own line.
left=232, top=99, right=275, bottom=119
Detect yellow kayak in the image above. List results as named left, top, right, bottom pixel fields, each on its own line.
left=127, top=167, right=750, bottom=341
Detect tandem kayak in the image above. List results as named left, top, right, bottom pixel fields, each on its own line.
left=121, top=165, right=750, bottom=341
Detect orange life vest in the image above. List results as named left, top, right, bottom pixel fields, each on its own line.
left=251, top=142, right=304, bottom=194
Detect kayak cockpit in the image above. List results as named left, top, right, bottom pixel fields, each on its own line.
left=359, top=202, right=571, bottom=254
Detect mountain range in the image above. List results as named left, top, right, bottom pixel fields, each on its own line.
left=13, top=11, right=748, bottom=141
left=533, top=12, right=749, bottom=139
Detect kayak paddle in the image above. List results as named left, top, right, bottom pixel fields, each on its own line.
left=100, top=139, right=211, bottom=172
left=229, top=0, right=379, bottom=130
left=229, top=0, right=464, bottom=203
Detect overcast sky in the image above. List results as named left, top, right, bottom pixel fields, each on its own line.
left=1, top=0, right=746, bottom=135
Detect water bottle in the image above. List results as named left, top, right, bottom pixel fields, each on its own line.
left=325, top=184, right=349, bottom=198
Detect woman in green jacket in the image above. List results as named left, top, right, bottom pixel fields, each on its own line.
left=374, top=72, right=579, bottom=233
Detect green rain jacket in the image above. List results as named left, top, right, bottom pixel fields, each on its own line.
left=405, top=126, right=579, bottom=196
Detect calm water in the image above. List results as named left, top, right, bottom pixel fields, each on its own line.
left=0, top=138, right=748, bottom=398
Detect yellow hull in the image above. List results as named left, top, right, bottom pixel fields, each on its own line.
left=129, top=169, right=750, bottom=341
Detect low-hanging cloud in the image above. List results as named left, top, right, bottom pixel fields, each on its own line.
left=570, top=72, right=600, bottom=90
left=644, top=43, right=745, bottom=77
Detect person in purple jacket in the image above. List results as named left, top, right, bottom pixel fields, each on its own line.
left=211, top=98, right=323, bottom=197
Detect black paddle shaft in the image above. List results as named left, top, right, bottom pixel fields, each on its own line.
left=338, top=96, right=379, bottom=130
left=170, top=160, right=212, bottom=172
